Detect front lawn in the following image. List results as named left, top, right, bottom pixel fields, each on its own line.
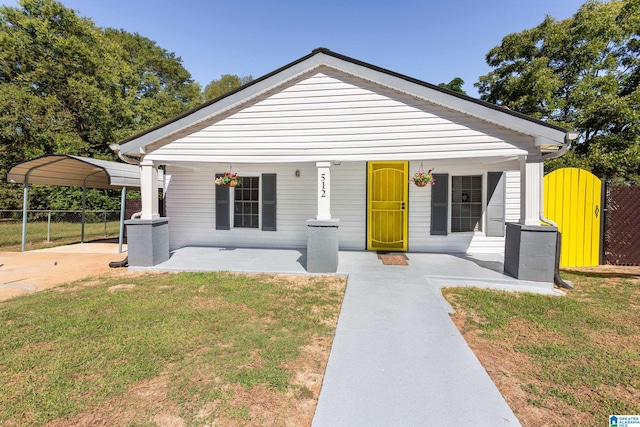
left=0, top=272, right=346, bottom=426
left=443, top=268, right=640, bottom=426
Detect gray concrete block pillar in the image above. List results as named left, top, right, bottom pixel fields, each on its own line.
left=124, top=218, right=170, bottom=267
left=504, top=222, right=557, bottom=282
left=306, top=219, right=340, bottom=273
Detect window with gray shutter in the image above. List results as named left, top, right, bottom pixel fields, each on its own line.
left=431, top=173, right=449, bottom=235
left=486, top=172, right=506, bottom=237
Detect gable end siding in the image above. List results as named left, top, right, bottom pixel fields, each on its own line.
left=147, top=70, right=534, bottom=164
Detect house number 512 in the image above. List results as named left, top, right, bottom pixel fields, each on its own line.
left=320, top=173, right=326, bottom=197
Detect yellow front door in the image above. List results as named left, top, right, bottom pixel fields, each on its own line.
left=367, top=161, right=408, bottom=251
left=543, top=167, right=602, bottom=267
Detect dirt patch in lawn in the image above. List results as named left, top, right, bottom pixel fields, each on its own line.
left=0, top=248, right=131, bottom=301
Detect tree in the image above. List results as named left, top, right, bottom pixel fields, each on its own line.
left=438, top=77, right=467, bottom=95
left=0, top=0, right=201, bottom=210
left=475, top=0, right=640, bottom=180
left=204, top=74, right=253, bottom=101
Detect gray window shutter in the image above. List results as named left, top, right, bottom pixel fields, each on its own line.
left=487, top=172, right=506, bottom=237
left=262, top=174, right=277, bottom=231
left=215, top=174, right=230, bottom=230
left=431, top=173, right=449, bottom=235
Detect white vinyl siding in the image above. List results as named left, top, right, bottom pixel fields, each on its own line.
left=164, top=162, right=366, bottom=251
left=146, top=68, right=534, bottom=164
left=408, top=159, right=520, bottom=254
left=166, top=160, right=519, bottom=254
left=155, top=68, right=529, bottom=255
left=505, top=170, right=521, bottom=223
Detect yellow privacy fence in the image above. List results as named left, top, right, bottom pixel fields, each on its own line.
left=543, top=168, right=602, bottom=267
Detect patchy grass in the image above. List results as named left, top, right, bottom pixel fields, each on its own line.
left=0, top=272, right=346, bottom=426
left=443, top=268, right=640, bottom=426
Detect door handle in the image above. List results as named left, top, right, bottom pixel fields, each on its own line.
left=595, top=205, right=599, bottom=218
left=402, top=202, right=405, bottom=210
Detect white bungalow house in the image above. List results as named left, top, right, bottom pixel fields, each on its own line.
left=111, top=48, right=576, bottom=276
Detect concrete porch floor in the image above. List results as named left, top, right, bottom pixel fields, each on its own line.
left=134, top=247, right=562, bottom=426
left=134, top=246, right=558, bottom=296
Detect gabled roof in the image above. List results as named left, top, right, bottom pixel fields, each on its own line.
left=7, top=155, right=144, bottom=189
left=114, top=48, right=572, bottom=158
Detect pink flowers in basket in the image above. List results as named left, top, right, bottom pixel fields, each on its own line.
left=411, top=168, right=435, bottom=187
left=215, top=172, right=242, bottom=187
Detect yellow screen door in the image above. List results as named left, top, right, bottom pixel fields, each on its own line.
left=544, top=167, right=602, bottom=267
left=367, top=161, right=409, bottom=251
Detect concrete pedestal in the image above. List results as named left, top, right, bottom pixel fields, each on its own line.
left=125, top=218, right=170, bottom=267
left=504, top=222, right=557, bottom=282
left=307, top=219, right=340, bottom=273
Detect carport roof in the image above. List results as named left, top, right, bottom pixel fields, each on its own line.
left=6, top=155, right=143, bottom=189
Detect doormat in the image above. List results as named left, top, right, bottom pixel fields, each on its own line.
left=378, top=253, right=409, bottom=266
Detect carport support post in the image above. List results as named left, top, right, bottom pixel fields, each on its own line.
left=21, top=184, right=29, bottom=252
left=118, top=186, right=126, bottom=254
left=81, top=184, right=87, bottom=243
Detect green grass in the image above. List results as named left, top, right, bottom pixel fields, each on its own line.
left=0, top=272, right=345, bottom=426
left=0, top=220, right=120, bottom=250
left=443, top=270, right=640, bottom=425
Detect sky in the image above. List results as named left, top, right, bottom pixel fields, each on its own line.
left=1, top=0, right=591, bottom=98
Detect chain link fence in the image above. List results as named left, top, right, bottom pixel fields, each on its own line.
left=0, top=210, right=121, bottom=250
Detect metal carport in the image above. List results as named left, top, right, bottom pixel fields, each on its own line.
left=7, top=155, right=150, bottom=252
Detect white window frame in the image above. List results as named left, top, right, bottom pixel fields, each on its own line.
left=450, top=174, right=484, bottom=233
left=231, top=175, right=262, bottom=230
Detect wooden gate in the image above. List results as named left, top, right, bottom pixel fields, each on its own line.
left=543, top=168, right=602, bottom=267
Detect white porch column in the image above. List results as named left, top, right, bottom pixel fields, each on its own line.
left=140, top=159, right=159, bottom=220
left=316, top=161, right=331, bottom=220
left=519, top=155, right=543, bottom=225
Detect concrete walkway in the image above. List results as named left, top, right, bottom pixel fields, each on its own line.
left=141, top=248, right=562, bottom=426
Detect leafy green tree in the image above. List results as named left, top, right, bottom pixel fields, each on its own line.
left=476, top=0, right=640, bottom=180
left=438, top=77, right=467, bottom=95
left=0, top=0, right=201, bottom=210
left=204, top=74, right=253, bottom=101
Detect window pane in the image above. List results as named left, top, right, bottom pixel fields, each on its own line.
left=234, top=177, right=259, bottom=228
left=450, top=175, right=482, bottom=233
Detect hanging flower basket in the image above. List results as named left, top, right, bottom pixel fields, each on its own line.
left=215, top=172, right=242, bottom=187
left=411, top=167, right=435, bottom=187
